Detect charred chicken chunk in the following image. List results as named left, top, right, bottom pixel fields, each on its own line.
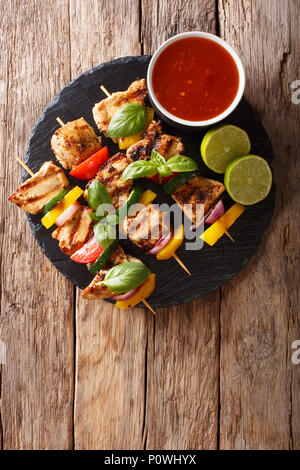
left=93, top=79, right=147, bottom=136
left=126, top=121, right=184, bottom=161
left=122, top=204, right=171, bottom=252
left=82, top=245, right=141, bottom=299
left=9, top=161, right=69, bottom=215
left=171, top=176, right=225, bottom=225
left=52, top=205, right=94, bottom=256
left=51, top=118, right=102, bottom=170
left=85, top=152, right=133, bottom=210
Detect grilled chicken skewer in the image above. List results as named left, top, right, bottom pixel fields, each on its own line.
left=12, top=158, right=156, bottom=314
left=51, top=117, right=102, bottom=170
left=166, top=175, right=233, bottom=241
left=93, top=79, right=148, bottom=137
left=82, top=244, right=156, bottom=314
left=126, top=120, right=184, bottom=162
left=11, top=159, right=95, bottom=252
left=10, top=160, right=69, bottom=214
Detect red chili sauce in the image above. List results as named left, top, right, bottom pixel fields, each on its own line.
left=152, top=37, right=239, bottom=121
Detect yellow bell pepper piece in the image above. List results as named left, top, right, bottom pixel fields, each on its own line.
left=139, top=189, right=157, bottom=206
left=221, top=203, right=245, bottom=227
left=41, top=186, right=83, bottom=229
left=156, top=224, right=184, bottom=260
left=200, top=203, right=245, bottom=246
left=115, top=273, right=156, bottom=309
left=200, top=220, right=227, bottom=246
left=118, top=107, right=154, bottom=149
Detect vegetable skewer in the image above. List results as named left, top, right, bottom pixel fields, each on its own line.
left=14, top=157, right=157, bottom=314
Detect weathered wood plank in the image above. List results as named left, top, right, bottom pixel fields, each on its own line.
left=141, top=0, right=220, bottom=450
left=218, top=0, right=300, bottom=449
left=0, top=0, right=74, bottom=449
left=69, top=0, right=147, bottom=450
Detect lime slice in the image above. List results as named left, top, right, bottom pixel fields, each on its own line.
left=224, top=155, right=272, bottom=205
left=201, top=125, right=251, bottom=173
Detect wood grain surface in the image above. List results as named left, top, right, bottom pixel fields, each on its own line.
left=0, top=0, right=74, bottom=450
left=218, top=0, right=300, bottom=449
left=0, top=0, right=299, bottom=450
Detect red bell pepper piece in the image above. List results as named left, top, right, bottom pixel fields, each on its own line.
left=150, top=172, right=178, bottom=185
left=70, top=235, right=103, bottom=263
left=69, top=146, right=109, bottom=180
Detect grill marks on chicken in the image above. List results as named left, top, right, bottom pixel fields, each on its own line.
left=93, top=79, right=147, bottom=136
left=85, top=152, right=133, bottom=209
left=52, top=205, right=94, bottom=256
left=51, top=118, right=102, bottom=170
left=171, top=176, right=226, bottom=224
left=126, top=121, right=185, bottom=161
left=82, top=245, right=141, bottom=299
left=122, top=204, right=171, bottom=251
left=9, top=161, right=69, bottom=215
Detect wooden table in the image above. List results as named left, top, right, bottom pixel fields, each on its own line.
left=0, top=0, right=299, bottom=450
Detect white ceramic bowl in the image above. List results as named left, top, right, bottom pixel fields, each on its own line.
left=147, top=31, right=245, bottom=129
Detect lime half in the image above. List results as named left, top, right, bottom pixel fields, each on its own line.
left=224, top=155, right=272, bottom=205
left=201, top=124, right=251, bottom=174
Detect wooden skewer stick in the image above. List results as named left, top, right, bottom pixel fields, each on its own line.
left=56, top=117, right=65, bottom=126
left=142, top=299, right=156, bottom=315
left=172, top=253, right=191, bottom=276
left=100, top=85, right=111, bottom=97
left=16, top=157, right=34, bottom=176
left=225, top=230, right=235, bottom=243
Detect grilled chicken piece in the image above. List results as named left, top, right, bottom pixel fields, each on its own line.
left=82, top=245, right=142, bottom=299
left=122, top=204, right=171, bottom=252
left=127, top=121, right=184, bottom=161
left=9, top=161, right=69, bottom=215
left=52, top=205, right=94, bottom=256
left=171, top=176, right=225, bottom=225
left=85, top=152, right=133, bottom=210
left=93, top=79, right=147, bottom=136
left=51, top=118, right=102, bottom=170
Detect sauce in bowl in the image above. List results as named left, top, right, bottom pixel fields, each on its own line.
left=152, top=37, right=240, bottom=122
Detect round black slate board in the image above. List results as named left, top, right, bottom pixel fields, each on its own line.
left=23, top=56, right=275, bottom=309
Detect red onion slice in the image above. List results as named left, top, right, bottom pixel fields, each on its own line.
left=113, top=287, right=139, bottom=301
left=55, top=201, right=81, bottom=226
left=147, top=231, right=173, bottom=255
left=190, top=200, right=225, bottom=230
left=204, top=200, right=225, bottom=224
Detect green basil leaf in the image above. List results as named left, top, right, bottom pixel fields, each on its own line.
left=166, top=155, right=199, bottom=173
left=122, top=161, right=156, bottom=181
left=88, top=180, right=111, bottom=210
left=93, top=221, right=116, bottom=250
left=151, top=150, right=172, bottom=177
left=157, top=164, right=172, bottom=177
left=151, top=150, right=167, bottom=167
left=104, top=261, right=151, bottom=294
left=107, top=103, right=147, bottom=138
left=89, top=212, right=102, bottom=221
